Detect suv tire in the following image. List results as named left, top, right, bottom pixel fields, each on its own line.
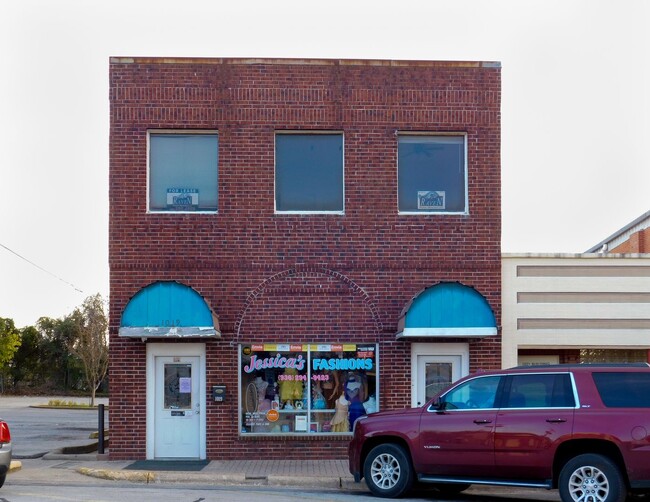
left=363, top=444, right=414, bottom=498
left=559, top=454, right=626, bottom=502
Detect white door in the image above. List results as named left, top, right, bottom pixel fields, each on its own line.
left=415, top=355, right=462, bottom=407
left=154, top=356, right=201, bottom=458
left=411, top=343, right=469, bottom=407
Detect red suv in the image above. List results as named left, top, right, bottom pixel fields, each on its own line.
left=349, top=364, right=650, bottom=502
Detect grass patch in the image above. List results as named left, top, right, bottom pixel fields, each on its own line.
left=47, top=399, right=94, bottom=408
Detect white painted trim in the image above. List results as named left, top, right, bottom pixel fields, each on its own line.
left=397, top=327, right=497, bottom=338
left=410, top=342, right=469, bottom=407
left=119, top=326, right=219, bottom=339
left=146, top=342, right=207, bottom=460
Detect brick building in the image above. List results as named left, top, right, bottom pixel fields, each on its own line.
left=109, top=57, right=502, bottom=461
left=586, top=210, right=650, bottom=254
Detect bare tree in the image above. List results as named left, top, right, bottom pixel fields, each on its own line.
left=69, top=294, right=109, bottom=406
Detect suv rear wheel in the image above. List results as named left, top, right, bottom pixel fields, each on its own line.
left=363, top=444, right=413, bottom=498
left=559, top=454, right=626, bottom=502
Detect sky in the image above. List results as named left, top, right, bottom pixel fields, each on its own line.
left=1, top=0, right=648, bottom=328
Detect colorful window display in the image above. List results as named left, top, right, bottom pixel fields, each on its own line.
left=239, top=343, right=378, bottom=435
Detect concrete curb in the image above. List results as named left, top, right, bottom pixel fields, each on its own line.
left=157, top=472, right=248, bottom=484
left=74, top=466, right=365, bottom=490
left=43, top=449, right=98, bottom=461
left=266, top=475, right=365, bottom=490
left=77, top=467, right=157, bottom=483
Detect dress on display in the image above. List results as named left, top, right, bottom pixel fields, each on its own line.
left=255, top=377, right=271, bottom=412
left=345, top=377, right=366, bottom=430
left=279, top=368, right=303, bottom=401
left=330, top=394, right=350, bottom=432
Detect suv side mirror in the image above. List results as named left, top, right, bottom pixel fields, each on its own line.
left=431, top=398, right=447, bottom=411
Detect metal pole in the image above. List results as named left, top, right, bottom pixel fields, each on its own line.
left=98, top=404, right=105, bottom=455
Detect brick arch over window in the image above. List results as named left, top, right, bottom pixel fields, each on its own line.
left=234, top=266, right=382, bottom=340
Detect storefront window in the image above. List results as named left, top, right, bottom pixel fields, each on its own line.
left=239, top=343, right=378, bottom=435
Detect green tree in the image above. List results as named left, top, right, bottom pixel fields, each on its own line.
left=11, top=325, right=43, bottom=388
left=0, top=317, right=21, bottom=389
left=37, top=316, right=83, bottom=392
left=69, top=294, right=109, bottom=405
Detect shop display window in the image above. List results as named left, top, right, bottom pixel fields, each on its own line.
left=239, top=343, right=378, bottom=435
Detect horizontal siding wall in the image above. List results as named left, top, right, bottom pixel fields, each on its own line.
left=502, top=254, right=650, bottom=368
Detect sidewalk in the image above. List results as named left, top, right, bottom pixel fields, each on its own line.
left=10, top=451, right=365, bottom=492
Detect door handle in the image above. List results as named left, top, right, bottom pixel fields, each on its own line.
left=546, top=418, right=566, bottom=423
left=473, top=419, right=492, bottom=424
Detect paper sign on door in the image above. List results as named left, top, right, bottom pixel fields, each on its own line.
left=179, top=377, right=192, bottom=393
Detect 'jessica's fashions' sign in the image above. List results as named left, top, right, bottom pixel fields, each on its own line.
left=239, top=343, right=378, bottom=436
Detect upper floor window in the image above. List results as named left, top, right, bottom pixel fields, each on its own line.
left=148, top=132, right=218, bottom=213
left=275, top=133, right=344, bottom=213
left=398, top=134, right=467, bottom=214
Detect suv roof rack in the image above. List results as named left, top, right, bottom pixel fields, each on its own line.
left=511, top=363, right=650, bottom=369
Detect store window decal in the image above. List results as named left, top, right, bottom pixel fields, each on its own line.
left=239, top=344, right=378, bottom=435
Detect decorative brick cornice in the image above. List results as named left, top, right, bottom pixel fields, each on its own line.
left=234, top=265, right=383, bottom=339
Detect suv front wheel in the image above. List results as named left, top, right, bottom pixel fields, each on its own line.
left=363, top=444, right=414, bottom=498
left=559, top=454, right=626, bottom=502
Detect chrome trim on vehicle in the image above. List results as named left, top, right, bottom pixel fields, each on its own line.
left=426, top=371, right=581, bottom=412
left=418, top=475, right=552, bottom=489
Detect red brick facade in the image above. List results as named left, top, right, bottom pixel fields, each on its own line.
left=109, top=57, right=501, bottom=460
left=611, top=228, right=650, bottom=253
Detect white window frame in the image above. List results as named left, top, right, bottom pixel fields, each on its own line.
left=147, top=130, right=219, bottom=215
left=274, top=131, right=345, bottom=215
left=397, top=132, right=468, bottom=215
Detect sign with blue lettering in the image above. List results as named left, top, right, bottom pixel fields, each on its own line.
left=417, top=190, right=445, bottom=210
left=167, top=188, right=199, bottom=210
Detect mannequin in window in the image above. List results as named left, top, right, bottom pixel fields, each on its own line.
left=254, top=375, right=271, bottom=412
left=345, top=373, right=367, bottom=430
left=330, top=393, right=350, bottom=432
left=322, top=369, right=340, bottom=409
left=279, top=367, right=303, bottom=403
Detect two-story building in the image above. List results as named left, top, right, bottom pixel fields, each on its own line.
left=109, top=57, right=502, bottom=461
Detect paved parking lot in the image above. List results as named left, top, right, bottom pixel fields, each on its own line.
left=0, top=396, right=109, bottom=458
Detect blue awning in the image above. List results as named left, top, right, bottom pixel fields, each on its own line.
left=396, top=282, right=497, bottom=339
left=119, top=281, right=220, bottom=340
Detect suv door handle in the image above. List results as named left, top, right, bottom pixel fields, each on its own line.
left=546, top=418, right=566, bottom=423
left=473, top=419, right=492, bottom=424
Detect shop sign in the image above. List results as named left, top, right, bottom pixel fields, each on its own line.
left=239, top=343, right=378, bottom=436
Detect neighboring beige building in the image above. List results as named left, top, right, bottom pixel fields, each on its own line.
left=502, top=252, right=650, bottom=368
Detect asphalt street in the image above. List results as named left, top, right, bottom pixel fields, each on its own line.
left=0, top=396, right=563, bottom=501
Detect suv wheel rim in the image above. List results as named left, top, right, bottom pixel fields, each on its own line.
left=568, top=465, right=609, bottom=502
left=370, top=452, right=401, bottom=490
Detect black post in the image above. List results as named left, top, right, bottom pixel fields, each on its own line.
left=98, top=404, right=105, bottom=455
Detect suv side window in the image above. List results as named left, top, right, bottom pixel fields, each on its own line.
left=503, top=373, right=575, bottom=408
left=592, top=372, right=650, bottom=407
left=440, top=375, right=501, bottom=410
